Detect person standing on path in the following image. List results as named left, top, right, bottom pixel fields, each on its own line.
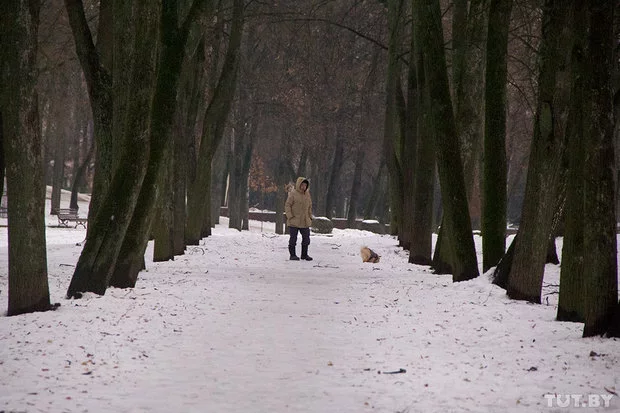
left=285, top=177, right=313, bottom=261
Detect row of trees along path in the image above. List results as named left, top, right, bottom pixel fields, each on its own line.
left=0, top=0, right=618, bottom=338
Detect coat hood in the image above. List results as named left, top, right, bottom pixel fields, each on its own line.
left=295, top=177, right=309, bottom=192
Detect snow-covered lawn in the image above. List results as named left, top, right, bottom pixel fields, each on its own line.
left=0, top=200, right=618, bottom=412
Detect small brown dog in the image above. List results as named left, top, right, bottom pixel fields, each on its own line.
left=360, top=246, right=380, bottom=263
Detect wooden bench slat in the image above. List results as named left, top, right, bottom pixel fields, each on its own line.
left=57, top=208, right=87, bottom=228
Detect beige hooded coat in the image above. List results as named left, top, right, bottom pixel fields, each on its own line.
left=285, top=177, right=313, bottom=228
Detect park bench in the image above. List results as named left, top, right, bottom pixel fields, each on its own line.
left=57, top=208, right=87, bottom=229
left=0, top=207, right=7, bottom=218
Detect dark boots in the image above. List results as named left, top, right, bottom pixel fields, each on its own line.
left=301, top=245, right=313, bottom=261
left=290, top=245, right=312, bottom=261
left=289, top=246, right=300, bottom=260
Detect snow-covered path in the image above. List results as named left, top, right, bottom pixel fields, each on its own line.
left=0, top=213, right=619, bottom=412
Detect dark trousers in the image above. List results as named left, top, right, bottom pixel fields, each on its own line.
left=288, top=226, right=310, bottom=248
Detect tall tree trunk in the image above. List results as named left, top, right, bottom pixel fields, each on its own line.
left=110, top=0, right=212, bottom=288
left=296, top=146, right=308, bottom=179
left=228, top=131, right=241, bottom=230
left=451, top=0, right=468, bottom=101
left=0, top=113, right=5, bottom=202
left=67, top=1, right=159, bottom=297
left=364, top=159, right=386, bottom=219
left=416, top=0, right=479, bottom=282
left=240, top=180, right=249, bottom=230
left=482, top=0, right=512, bottom=272
left=229, top=100, right=256, bottom=232
left=275, top=157, right=287, bottom=235
left=347, top=145, right=364, bottom=228
left=400, top=32, right=418, bottom=251
left=240, top=120, right=256, bottom=230
left=456, top=0, right=488, bottom=231
left=172, top=36, right=207, bottom=255
left=582, top=0, right=617, bottom=338
left=558, top=98, right=585, bottom=321
left=506, top=1, right=574, bottom=303
left=349, top=48, right=380, bottom=229
left=112, top=0, right=134, bottom=171
left=325, top=138, right=344, bottom=220
left=1, top=0, right=52, bottom=315
left=432, top=221, right=452, bottom=273
left=70, top=141, right=94, bottom=210
left=186, top=0, right=244, bottom=245
left=172, top=135, right=187, bottom=256
left=64, top=0, right=114, bottom=230
left=212, top=140, right=229, bottom=226
left=384, top=0, right=406, bottom=236
left=409, top=24, right=435, bottom=266
left=153, top=139, right=174, bottom=262
left=50, top=122, right=66, bottom=215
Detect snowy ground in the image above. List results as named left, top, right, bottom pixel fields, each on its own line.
left=0, top=193, right=619, bottom=413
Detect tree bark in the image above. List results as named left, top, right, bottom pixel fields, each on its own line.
left=432, top=221, right=452, bottom=273
left=50, top=120, right=66, bottom=215
left=240, top=120, right=256, bottom=230
left=212, top=139, right=229, bottom=226
left=229, top=94, right=256, bottom=231
left=64, top=0, right=113, bottom=228
left=110, top=0, right=213, bottom=288
left=186, top=0, right=244, bottom=245
left=409, top=38, right=435, bottom=266
left=451, top=0, right=468, bottom=101
left=506, top=1, right=574, bottom=303
left=582, top=0, right=617, bottom=338
left=383, top=0, right=406, bottom=236
left=482, top=0, right=511, bottom=272
left=67, top=0, right=159, bottom=297
left=417, top=0, right=479, bottom=282
left=364, top=159, right=386, bottom=219
left=347, top=145, right=364, bottom=229
left=70, top=141, right=94, bottom=211
left=172, top=36, right=208, bottom=255
left=153, top=139, right=175, bottom=262
left=1, top=0, right=52, bottom=315
left=557, top=0, right=587, bottom=323
left=111, top=0, right=134, bottom=171
left=325, top=138, right=344, bottom=219
left=456, top=0, right=488, bottom=231
left=0, top=113, right=4, bottom=202
left=400, top=31, right=417, bottom=251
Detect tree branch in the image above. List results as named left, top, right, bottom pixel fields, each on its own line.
left=63, top=0, right=104, bottom=101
